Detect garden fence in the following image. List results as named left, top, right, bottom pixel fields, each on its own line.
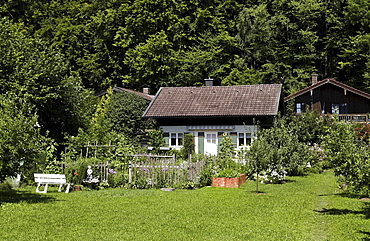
left=128, top=154, right=206, bottom=188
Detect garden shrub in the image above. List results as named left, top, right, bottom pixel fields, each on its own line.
left=64, top=158, right=99, bottom=185
left=321, top=118, right=370, bottom=196
left=0, top=181, right=12, bottom=191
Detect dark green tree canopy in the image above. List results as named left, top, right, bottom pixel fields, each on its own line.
left=106, top=92, right=155, bottom=141
left=3, top=0, right=369, bottom=95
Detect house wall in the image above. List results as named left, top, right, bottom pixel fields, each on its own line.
left=156, top=116, right=275, bottom=128
left=291, top=83, right=370, bottom=114
left=160, top=125, right=258, bottom=155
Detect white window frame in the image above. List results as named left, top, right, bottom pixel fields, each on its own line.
left=296, top=103, right=304, bottom=114
left=206, top=133, right=217, bottom=144
left=170, top=132, right=184, bottom=147
left=332, top=103, right=340, bottom=114
left=238, top=132, right=252, bottom=147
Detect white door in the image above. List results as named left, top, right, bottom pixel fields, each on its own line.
left=204, top=132, right=218, bottom=155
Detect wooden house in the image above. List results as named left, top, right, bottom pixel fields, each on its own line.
left=142, top=83, right=283, bottom=155
left=284, top=75, right=370, bottom=122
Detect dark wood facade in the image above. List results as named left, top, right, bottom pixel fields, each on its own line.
left=284, top=78, right=370, bottom=122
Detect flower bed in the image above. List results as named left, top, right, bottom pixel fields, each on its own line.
left=212, top=174, right=246, bottom=188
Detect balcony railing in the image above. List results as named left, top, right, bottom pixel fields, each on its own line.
left=325, top=114, right=369, bottom=122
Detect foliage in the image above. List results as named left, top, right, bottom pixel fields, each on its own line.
left=321, top=118, right=370, bottom=196
left=247, top=111, right=324, bottom=188
left=0, top=17, right=94, bottom=144
left=179, top=133, right=195, bottom=159
left=355, top=123, right=370, bottom=144
left=105, top=91, right=155, bottom=142
left=89, top=87, right=113, bottom=142
left=64, top=158, right=93, bottom=185
left=216, top=136, right=238, bottom=169
left=0, top=181, right=12, bottom=191
left=216, top=168, right=240, bottom=178
left=147, top=129, right=165, bottom=154
left=259, top=169, right=287, bottom=184
left=2, top=1, right=370, bottom=96
left=0, top=95, right=55, bottom=182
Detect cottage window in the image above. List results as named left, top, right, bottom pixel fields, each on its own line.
left=206, top=134, right=217, bottom=144
left=238, top=133, right=251, bottom=147
left=331, top=104, right=340, bottom=114
left=296, top=103, right=304, bottom=114
left=170, top=133, right=183, bottom=146
left=340, top=103, right=348, bottom=114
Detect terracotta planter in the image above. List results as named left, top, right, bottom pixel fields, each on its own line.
left=212, top=174, right=246, bottom=188
left=73, top=185, right=82, bottom=191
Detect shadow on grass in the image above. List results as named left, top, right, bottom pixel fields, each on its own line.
left=315, top=208, right=363, bottom=215
left=314, top=202, right=370, bottom=219
left=315, top=203, right=370, bottom=240
left=0, top=189, right=56, bottom=205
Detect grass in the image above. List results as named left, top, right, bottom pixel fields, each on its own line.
left=0, top=170, right=369, bottom=241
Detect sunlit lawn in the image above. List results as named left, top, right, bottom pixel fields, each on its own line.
left=1, top=170, right=369, bottom=240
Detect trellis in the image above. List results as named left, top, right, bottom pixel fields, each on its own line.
left=82, top=141, right=115, bottom=182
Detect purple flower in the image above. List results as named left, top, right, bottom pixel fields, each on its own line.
left=108, top=169, right=117, bottom=174
left=139, top=167, right=149, bottom=172
left=161, top=168, right=169, bottom=172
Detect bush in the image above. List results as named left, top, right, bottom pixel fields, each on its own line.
left=108, top=171, right=128, bottom=188
left=0, top=181, right=12, bottom=191
left=216, top=168, right=240, bottom=178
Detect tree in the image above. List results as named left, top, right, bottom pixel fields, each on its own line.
left=0, top=17, right=94, bottom=144
left=105, top=91, right=155, bottom=142
left=247, top=112, right=322, bottom=191
left=321, top=119, right=370, bottom=196
left=0, top=95, right=54, bottom=182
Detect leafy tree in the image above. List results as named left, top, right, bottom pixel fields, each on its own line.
left=247, top=112, right=322, bottom=190
left=105, top=91, right=155, bottom=142
left=321, top=119, right=370, bottom=196
left=0, top=95, right=54, bottom=182
left=0, top=17, right=94, bottom=144
left=147, top=129, right=165, bottom=154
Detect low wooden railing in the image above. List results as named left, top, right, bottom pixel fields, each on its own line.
left=325, top=114, right=369, bottom=122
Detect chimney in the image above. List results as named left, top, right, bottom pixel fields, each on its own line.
left=143, top=87, right=150, bottom=95
left=205, top=78, right=214, bottom=86
left=311, top=73, right=318, bottom=85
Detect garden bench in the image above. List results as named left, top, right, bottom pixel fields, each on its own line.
left=34, top=173, right=71, bottom=193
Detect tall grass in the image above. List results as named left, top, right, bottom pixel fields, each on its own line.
left=0, top=171, right=369, bottom=240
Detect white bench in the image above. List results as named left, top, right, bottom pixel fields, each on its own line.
left=34, top=173, right=71, bottom=193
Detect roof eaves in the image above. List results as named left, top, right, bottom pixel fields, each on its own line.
left=284, top=78, right=370, bottom=101
left=145, top=114, right=278, bottom=118
left=273, top=84, right=282, bottom=115
left=328, top=79, right=370, bottom=100
left=284, top=79, right=331, bottom=101
left=142, top=87, right=163, bottom=118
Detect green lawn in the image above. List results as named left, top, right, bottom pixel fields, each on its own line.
left=1, top=171, right=369, bottom=241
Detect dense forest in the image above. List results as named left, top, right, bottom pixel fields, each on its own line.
left=3, top=0, right=370, bottom=94
left=1, top=0, right=370, bottom=180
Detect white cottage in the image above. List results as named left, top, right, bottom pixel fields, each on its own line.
left=142, top=84, right=283, bottom=155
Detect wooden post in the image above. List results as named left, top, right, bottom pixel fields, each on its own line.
left=105, top=161, right=109, bottom=182
left=94, top=141, right=97, bottom=158
left=86, top=141, right=90, bottom=159
left=128, top=162, right=132, bottom=189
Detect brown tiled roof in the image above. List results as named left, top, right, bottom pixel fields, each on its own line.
left=95, top=86, right=154, bottom=101
left=284, top=78, right=370, bottom=101
left=143, top=84, right=282, bottom=118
